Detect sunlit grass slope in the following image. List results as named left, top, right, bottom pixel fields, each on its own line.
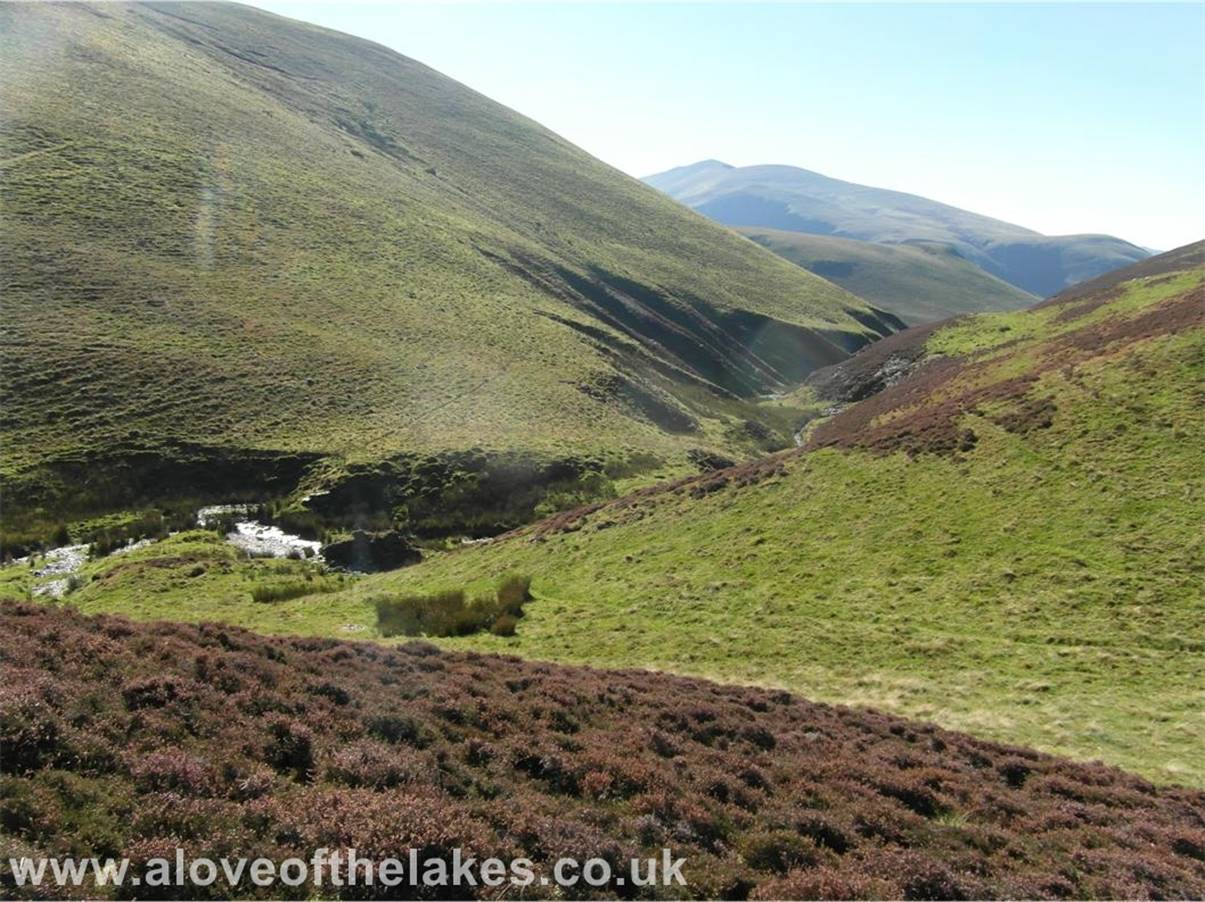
left=0, top=2, right=892, bottom=509
left=26, top=244, right=1203, bottom=785
left=739, top=228, right=1036, bottom=324
left=25, top=243, right=1195, bottom=785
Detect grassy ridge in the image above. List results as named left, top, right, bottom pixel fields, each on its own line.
left=738, top=228, right=1036, bottom=324
left=0, top=2, right=891, bottom=515
left=27, top=250, right=1203, bottom=785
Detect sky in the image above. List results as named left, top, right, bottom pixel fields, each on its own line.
left=249, top=2, right=1203, bottom=251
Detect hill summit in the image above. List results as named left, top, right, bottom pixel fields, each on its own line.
left=645, top=160, right=1149, bottom=297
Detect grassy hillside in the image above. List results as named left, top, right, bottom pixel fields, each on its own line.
left=645, top=161, right=1149, bottom=297
left=28, top=245, right=1202, bottom=785
left=4, top=602, right=1204, bottom=900
left=0, top=3, right=895, bottom=530
left=738, top=228, right=1035, bottom=324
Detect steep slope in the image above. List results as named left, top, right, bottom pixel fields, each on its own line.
left=738, top=228, right=1036, bottom=324
left=0, top=3, right=895, bottom=528
left=3, top=602, right=1203, bottom=899
left=362, top=243, right=1202, bottom=783
left=29, top=244, right=1204, bottom=783
left=645, top=161, right=1149, bottom=297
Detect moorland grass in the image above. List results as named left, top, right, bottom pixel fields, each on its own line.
left=0, top=1, right=888, bottom=525
left=20, top=268, right=1202, bottom=785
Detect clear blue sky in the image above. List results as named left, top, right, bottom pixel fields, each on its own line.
left=249, top=2, right=1203, bottom=251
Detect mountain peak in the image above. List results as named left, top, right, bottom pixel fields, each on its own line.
left=644, top=160, right=1149, bottom=297
left=684, top=158, right=733, bottom=170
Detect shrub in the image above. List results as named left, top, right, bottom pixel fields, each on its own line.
left=129, top=750, right=217, bottom=796
left=374, top=574, right=533, bottom=638
left=490, top=613, right=519, bottom=637
left=751, top=866, right=896, bottom=900
left=326, top=740, right=420, bottom=788
left=366, top=713, right=430, bottom=748
left=741, top=830, right=827, bottom=874
left=0, top=683, right=66, bottom=774
left=263, top=717, right=315, bottom=780
left=796, top=814, right=852, bottom=854
left=374, top=589, right=469, bottom=637
left=120, top=676, right=191, bottom=711
left=496, top=573, right=532, bottom=614
left=250, top=577, right=340, bottom=604
left=86, top=509, right=176, bottom=558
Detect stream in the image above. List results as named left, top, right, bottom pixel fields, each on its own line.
left=10, top=504, right=324, bottom=597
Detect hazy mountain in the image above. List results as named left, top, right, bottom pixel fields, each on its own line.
left=645, top=160, right=1150, bottom=297
left=738, top=228, right=1036, bottom=324
left=0, top=3, right=897, bottom=526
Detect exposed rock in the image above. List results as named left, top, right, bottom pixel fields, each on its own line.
left=321, top=530, right=421, bottom=573
left=805, top=320, right=945, bottom=406
left=687, top=448, right=737, bottom=472
left=227, top=522, right=322, bottom=560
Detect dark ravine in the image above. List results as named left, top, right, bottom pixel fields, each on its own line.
left=0, top=446, right=644, bottom=558
left=482, top=248, right=902, bottom=399
left=478, top=243, right=1205, bottom=540
left=804, top=321, right=947, bottom=406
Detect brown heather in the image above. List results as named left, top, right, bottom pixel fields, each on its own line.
left=1, top=602, right=1202, bottom=899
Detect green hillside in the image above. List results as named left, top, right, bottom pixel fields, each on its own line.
left=0, top=3, right=895, bottom=534
left=645, top=160, right=1150, bottom=297
left=26, top=245, right=1201, bottom=784
left=738, top=228, right=1036, bottom=324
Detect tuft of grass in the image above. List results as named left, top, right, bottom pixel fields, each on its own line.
left=496, top=573, right=532, bottom=614
left=250, top=577, right=343, bottom=604
left=373, top=573, right=533, bottom=638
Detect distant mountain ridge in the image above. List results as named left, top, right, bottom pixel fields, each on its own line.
left=645, top=160, right=1149, bottom=297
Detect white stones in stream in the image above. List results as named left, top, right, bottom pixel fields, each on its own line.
left=7, top=503, right=323, bottom=597
left=196, top=503, right=323, bottom=560
left=196, top=504, right=257, bottom=526
left=27, top=544, right=89, bottom=598
left=226, top=522, right=322, bottom=560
